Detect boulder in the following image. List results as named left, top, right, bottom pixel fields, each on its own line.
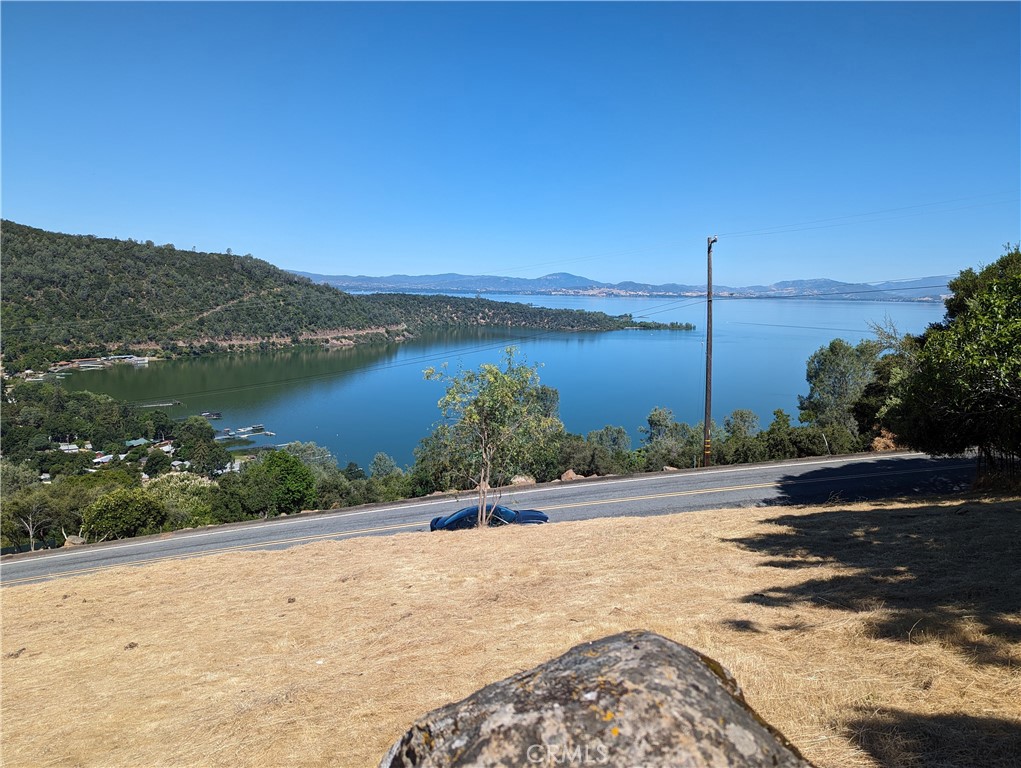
left=509, top=475, right=536, bottom=486
left=62, top=535, right=86, bottom=547
left=380, top=630, right=813, bottom=768
left=560, top=469, right=580, bottom=481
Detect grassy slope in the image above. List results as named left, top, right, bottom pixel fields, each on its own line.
left=2, top=495, right=1019, bottom=767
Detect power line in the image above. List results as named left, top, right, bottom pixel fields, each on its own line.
left=730, top=321, right=887, bottom=334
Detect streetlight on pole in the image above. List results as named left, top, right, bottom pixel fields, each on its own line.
left=703, top=235, right=718, bottom=468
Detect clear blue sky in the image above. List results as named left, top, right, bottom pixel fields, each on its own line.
left=3, top=1, right=1018, bottom=286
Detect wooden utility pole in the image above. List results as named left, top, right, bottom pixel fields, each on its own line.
left=703, top=235, right=718, bottom=468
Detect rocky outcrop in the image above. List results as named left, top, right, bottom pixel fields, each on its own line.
left=381, top=630, right=813, bottom=767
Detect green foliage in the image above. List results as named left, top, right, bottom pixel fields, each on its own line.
left=369, top=452, right=400, bottom=478
left=2, top=486, right=56, bottom=551
left=763, top=409, right=798, bottom=461
left=342, top=462, right=367, bottom=481
left=1, top=220, right=679, bottom=371
left=145, top=473, right=217, bottom=528
left=237, top=450, right=317, bottom=518
left=943, top=243, right=1021, bottom=320
left=715, top=410, right=768, bottom=465
left=82, top=487, right=167, bottom=540
left=852, top=351, right=911, bottom=439
left=637, top=408, right=707, bottom=469
left=282, top=441, right=340, bottom=481
left=1, top=459, right=39, bottom=497
left=423, top=347, right=565, bottom=524
left=888, top=246, right=1021, bottom=463
left=313, top=469, right=356, bottom=509
left=0, top=381, right=163, bottom=472
left=173, top=416, right=232, bottom=477
left=798, top=338, right=880, bottom=439
left=144, top=449, right=172, bottom=477
left=1, top=468, right=139, bottom=550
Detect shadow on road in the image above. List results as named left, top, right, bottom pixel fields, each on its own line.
left=766, top=455, right=975, bottom=507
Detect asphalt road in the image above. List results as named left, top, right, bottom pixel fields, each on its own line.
left=0, top=452, right=975, bottom=587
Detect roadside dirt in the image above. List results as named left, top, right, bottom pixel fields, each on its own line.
left=2, top=495, right=1018, bottom=767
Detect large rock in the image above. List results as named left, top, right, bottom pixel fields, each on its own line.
left=381, top=630, right=813, bottom=767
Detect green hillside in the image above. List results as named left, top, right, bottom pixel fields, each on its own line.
left=0, top=221, right=688, bottom=372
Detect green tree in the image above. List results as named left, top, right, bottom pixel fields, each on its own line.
left=410, top=428, right=459, bottom=497
left=639, top=408, right=706, bottom=469
left=144, top=449, right=172, bottom=477
left=764, top=409, right=798, bottom=460
left=888, top=246, right=1021, bottom=473
left=82, top=487, right=167, bottom=540
left=4, top=486, right=55, bottom=551
left=943, top=243, right=1021, bottom=320
left=282, top=441, right=340, bottom=481
left=342, top=462, right=367, bottom=481
left=424, top=347, right=564, bottom=526
left=716, top=410, right=768, bottom=465
left=798, top=338, right=880, bottom=440
left=238, top=450, right=317, bottom=518
left=1, top=459, right=39, bottom=497
left=145, top=473, right=217, bottom=528
left=173, top=416, right=231, bottom=476
left=369, top=452, right=399, bottom=478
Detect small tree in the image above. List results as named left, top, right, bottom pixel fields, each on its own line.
left=424, top=347, right=563, bottom=527
left=174, top=416, right=231, bottom=477
left=6, top=487, right=55, bottom=551
left=144, top=449, right=172, bottom=477
left=798, top=338, right=880, bottom=439
left=82, top=487, right=167, bottom=540
left=238, top=450, right=317, bottom=518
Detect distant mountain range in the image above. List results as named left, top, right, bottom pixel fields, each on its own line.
left=291, top=270, right=952, bottom=302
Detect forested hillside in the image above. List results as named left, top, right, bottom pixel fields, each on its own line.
left=0, top=221, right=686, bottom=372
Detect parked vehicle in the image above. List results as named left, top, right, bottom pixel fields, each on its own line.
left=430, top=504, right=549, bottom=531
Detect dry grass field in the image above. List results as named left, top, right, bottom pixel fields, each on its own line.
left=2, top=495, right=1019, bottom=768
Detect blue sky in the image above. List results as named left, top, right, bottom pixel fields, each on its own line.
left=2, top=1, right=1018, bottom=286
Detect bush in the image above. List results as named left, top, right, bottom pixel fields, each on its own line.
left=82, top=488, right=167, bottom=540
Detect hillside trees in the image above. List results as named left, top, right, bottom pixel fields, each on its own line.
left=423, top=347, right=564, bottom=526
left=1, top=220, right=681, bottom=372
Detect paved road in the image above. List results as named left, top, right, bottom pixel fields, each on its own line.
left=0, top=452, right=974, bottom=587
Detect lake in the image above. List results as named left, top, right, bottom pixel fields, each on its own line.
left=60, top=296, right=946, bottom=470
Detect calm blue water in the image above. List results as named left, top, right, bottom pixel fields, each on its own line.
left=61, top=297, right=945, bottom=470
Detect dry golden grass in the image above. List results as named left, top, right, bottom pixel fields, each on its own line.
left=2, top=495, right=1019, bottom=768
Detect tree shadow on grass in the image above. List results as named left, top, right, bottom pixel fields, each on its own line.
left=728, top=480, right=1020, bottom=667
left=845, top=708, right=1021, bottom=768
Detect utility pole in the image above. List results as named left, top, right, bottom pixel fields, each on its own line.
left=703, top=235, right=718, bottom=468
